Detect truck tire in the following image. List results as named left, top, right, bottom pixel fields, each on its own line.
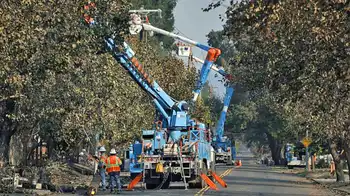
left=145, top=174, right=170, bottom=189
left=160, top=178, right=170, bottom=189
left=145, top=183, right=158, bottom=189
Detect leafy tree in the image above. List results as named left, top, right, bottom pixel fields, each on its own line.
left=221, top=0, right=349, bottom=180
left=0, top=0, right=131, bottom=164
left=0, top=0, right=206, bottom=165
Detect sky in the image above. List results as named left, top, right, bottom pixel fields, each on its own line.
left=173, top=0, right=231, bottom=98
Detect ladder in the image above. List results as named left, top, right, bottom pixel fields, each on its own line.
left=177, top=145, right=188, bottom=190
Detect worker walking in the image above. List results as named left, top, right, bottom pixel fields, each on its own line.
left=98, top=146, right=107, bottom=191
left=105, top=148, right=122, bottom=194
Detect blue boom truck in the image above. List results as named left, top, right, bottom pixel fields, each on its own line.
left=191, top=58, right=236, bottom=165
left=104, top=39, right=217, bottom=189
left=82, top=7, right=229, bottom=193
left=129, top=16, right=237, bottom=166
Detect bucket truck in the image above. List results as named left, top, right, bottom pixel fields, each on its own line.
left=128, top=15, right=237, bottom=165
left=212, top=87, right=235, bottom=164
left=191, top=57, right=236, bottom=165
left=82, top=5, right=225, bottom=192
left=102, top=39, right=217, bottom=189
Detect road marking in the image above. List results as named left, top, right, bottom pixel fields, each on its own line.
left=194, top=167, right=233, bottom=196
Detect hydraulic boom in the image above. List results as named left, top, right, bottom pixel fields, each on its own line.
left=214, top=87, right=234, bottom=143
left=129, top=15, right=222, bottom=102
left=105, top=39, right=189, bottom=142
left=190, top=56, right=236, bottom=164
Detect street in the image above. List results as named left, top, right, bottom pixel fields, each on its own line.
left=7, top=146, right=339, bottom=196
left=97, top=146, right=337, bottom=196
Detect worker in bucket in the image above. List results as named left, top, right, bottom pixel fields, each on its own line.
left=98, top=146, right=107, bottom=191
left=105, top=148, right=122, bottom=194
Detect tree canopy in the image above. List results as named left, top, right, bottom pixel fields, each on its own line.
left=0, top=0, right=209, bottom=165
left=204, top=0, right=349, bottom=180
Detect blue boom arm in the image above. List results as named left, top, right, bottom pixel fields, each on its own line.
left=135, top=23, right=222, bottom=102
left=104, top=39, right=189, bottom=129
left=214, top=87, right=234, bottom=143
left=191, top=57, right=234, bottom=143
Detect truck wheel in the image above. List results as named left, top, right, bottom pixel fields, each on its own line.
left=161, top=178, right=170, bottom=189
left=145, top=183, right=158, bottom=189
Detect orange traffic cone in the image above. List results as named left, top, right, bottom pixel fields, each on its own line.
left=127, top=173, right=143, bottom=190
left=210, top=171, right=227, bottom=188
left=200, top=173, right=219, bottom=190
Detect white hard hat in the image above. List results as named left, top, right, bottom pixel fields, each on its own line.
left=79, top=152, right=84, bottom=156
left=110, top=148, right=117, bottom=154
left=99, top=146, right=106, bottom=152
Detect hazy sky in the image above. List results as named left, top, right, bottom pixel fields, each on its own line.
left=174, top=0, right=231, bottom=98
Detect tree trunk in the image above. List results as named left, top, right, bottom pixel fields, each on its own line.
left=0, top=99, right=16, bottom=166
left=266, top=133, right=282, bottom=165
left=329, top=140, right=345, bottom=182
left=0, top=131, right=11, bottom=165
left=342, top=141, right=350, bottom=180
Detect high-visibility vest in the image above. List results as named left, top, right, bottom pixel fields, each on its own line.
left=99, top=155, right=107, bottom=167
left=105, top=155, right=122, bottom=173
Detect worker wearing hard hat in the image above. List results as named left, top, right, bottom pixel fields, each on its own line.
left=98, top=146, right=107, bottom=191
left=105, top=148, right=122, bottom=194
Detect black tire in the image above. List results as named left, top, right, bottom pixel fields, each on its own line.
left=145, top=183, right=158, bottom=189
left=188, top=182, right=196, bottom=189
left=160, top=178, right=170, bottom=189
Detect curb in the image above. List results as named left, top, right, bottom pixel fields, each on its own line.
left=310, top=178, right=350, bottom=195
left=310, top=178, right=320, bottom=184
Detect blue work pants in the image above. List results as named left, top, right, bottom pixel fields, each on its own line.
left=99, top=168, right=106, bottom=190
left=109, top=171, right=121, bottom=192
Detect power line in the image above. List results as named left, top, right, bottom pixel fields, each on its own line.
left=174, top=26, right=191, bottom=40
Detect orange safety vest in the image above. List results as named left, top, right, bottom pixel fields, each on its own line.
left=105, top=155, right=122, bottom=173
left=99, top=155, right=107, bottom=166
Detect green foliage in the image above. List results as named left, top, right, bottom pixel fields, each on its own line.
left=0, top=0, right=205, bottom=159
left=223, top=0, right=349, bottom=139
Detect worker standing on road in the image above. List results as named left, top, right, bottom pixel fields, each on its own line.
left=106, top=148, right=122, bottom=194
left=98, top=146, right=107, bottom=191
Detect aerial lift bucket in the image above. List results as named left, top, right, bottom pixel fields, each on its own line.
left=200, top=173, right=218, bottom=190
left=127, top=173, right=143, bottom=191
left=210, top=171, right=227, bottom=188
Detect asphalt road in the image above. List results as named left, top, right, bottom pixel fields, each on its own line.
left=96, top=146, right=337, bottom=196
left=8, top=146, right=337, bottom=196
